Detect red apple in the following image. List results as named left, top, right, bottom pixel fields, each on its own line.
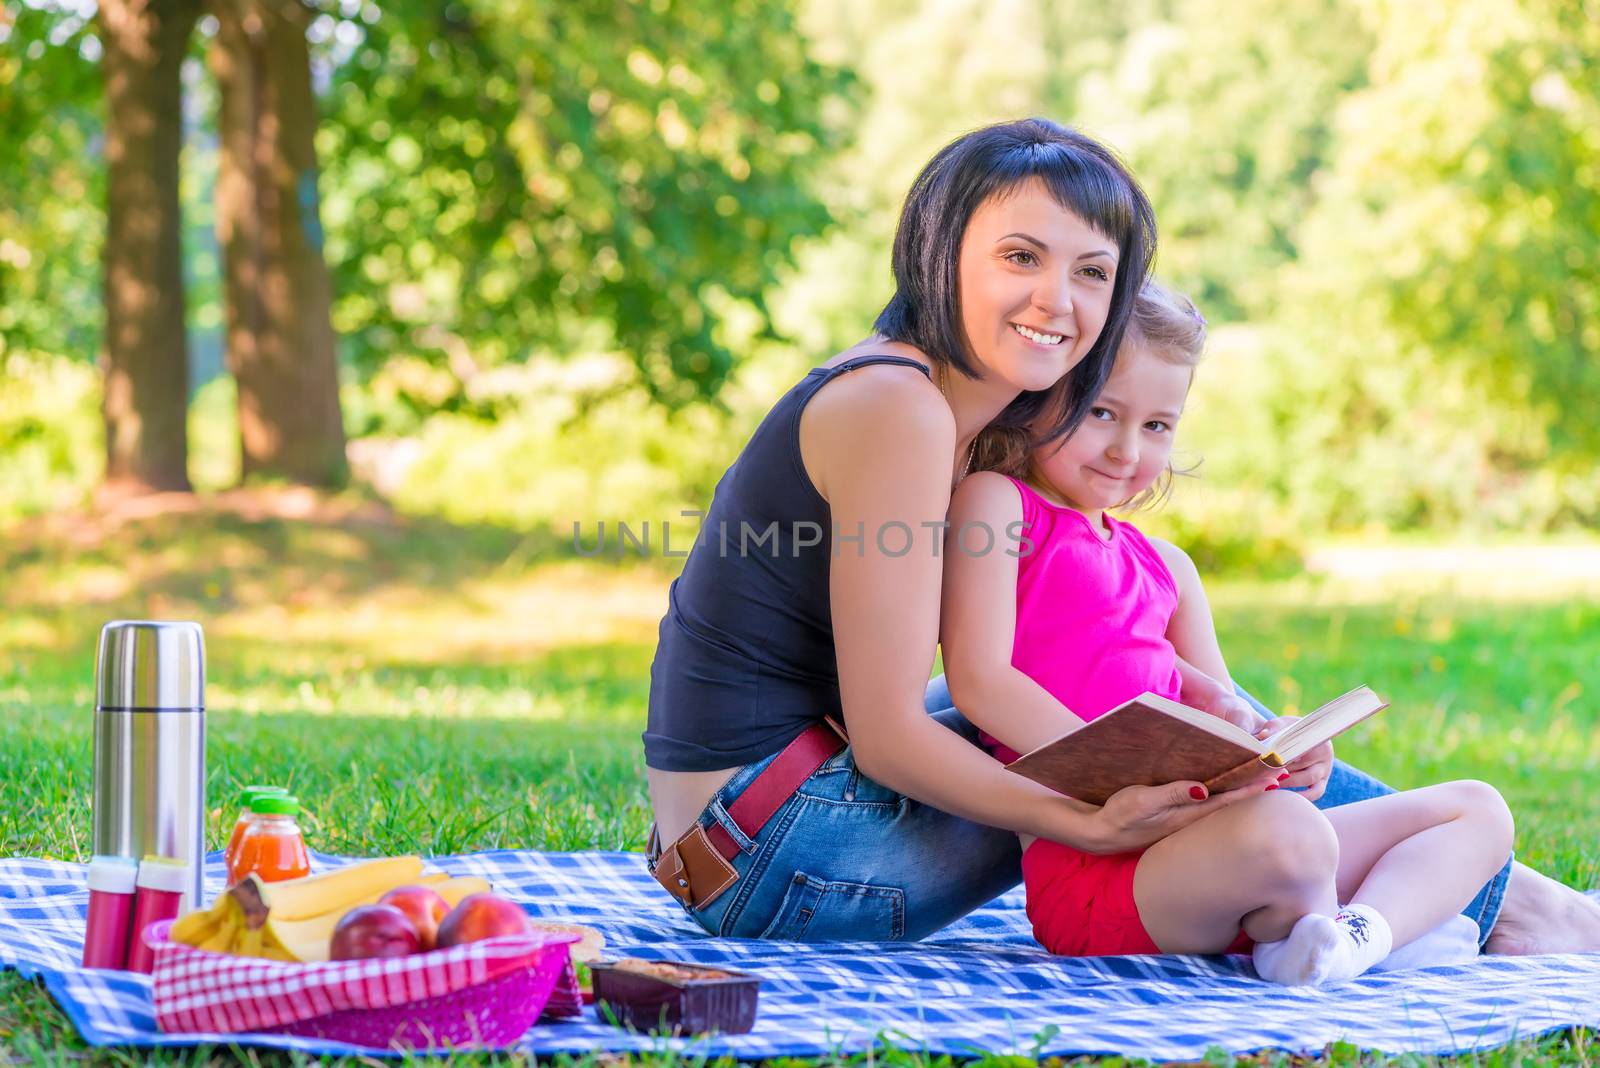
left=435, top=892, right=531, bottom=947
left=378, top=885, right=451, bottom=950
left=330, top=904, right=421, bottom=960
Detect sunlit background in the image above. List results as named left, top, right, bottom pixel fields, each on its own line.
left=5, top=0, right=1597, bottom=548
left=2, top=0, right=1598, bottom=863
left=5, top=9, right=1600, bottom=1060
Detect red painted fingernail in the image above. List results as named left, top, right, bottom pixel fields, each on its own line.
left=1189, top=786, right=1207, bottom=800
left=1265, top=784, right=1280, bottom=791
left=1278, top=772, right=1290, bottom=782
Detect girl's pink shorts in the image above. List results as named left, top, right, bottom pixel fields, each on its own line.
left=1021, top=838, right=1254, bottom=957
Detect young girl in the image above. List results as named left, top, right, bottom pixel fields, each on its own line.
left=939, top=281, right=1515, bottom=985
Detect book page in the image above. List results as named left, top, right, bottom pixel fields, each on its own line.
left=1126, top=692, right=1267, bottom=751
left=1268, top=686, right=1387, bottom=761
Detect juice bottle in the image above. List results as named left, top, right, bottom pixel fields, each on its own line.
left=228, top=795, right=311, bottom=886
left=222, top=786, right=288, bottom=875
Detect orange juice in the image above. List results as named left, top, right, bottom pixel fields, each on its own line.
left=223, top=786, right=288, bottom=874
left=228, top=795, right=310, bottom=885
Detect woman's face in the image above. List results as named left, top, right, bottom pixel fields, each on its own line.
left=956, top=177, right=1119, bottom=393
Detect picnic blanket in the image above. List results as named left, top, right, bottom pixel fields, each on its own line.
left=4, top=849, right=1600, bottom=1060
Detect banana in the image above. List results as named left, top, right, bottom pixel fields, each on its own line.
left=226, top=878, right=299, bottom=960
left=253, top=856, right=425, bottom=920
left=170, top=908, right=221, bottom=947
left=171, top=888, right=248, bottom=953
left=166, top=860, right=490, bottom=963
left=264, top=924, right=332, bottom=963
left=261, top=940, right=297, bottom=962
left=433, top=875, right=492, bottom=907
left=266, top=874, right=494, bottom=962
left=235, top=924, right=263, bottom=958
left=198, top=911, right=239, bottom=954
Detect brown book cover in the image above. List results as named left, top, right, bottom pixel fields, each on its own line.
left=1005, top=686, right=1387, bottom=805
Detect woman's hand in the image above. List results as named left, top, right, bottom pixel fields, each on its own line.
left=1078, top=772, right=1280, bottom=854
left=1255, top=716, right=1334, bottom=800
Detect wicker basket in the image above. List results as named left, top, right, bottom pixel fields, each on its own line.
left=146, top=918, right=579, bottom=1051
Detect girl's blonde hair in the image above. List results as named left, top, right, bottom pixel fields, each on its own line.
left=971, top=279, right=1206, bottom=511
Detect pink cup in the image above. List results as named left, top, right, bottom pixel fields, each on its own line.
left=126, top=857, right=191, bottom=974
left=82, top=856, right=140, bottom=970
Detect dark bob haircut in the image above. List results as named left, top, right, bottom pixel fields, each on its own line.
left=873, top=117, right=1157, bottom=451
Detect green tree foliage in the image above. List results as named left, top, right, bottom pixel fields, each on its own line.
left=783, top=0, right=1075, bottom=350
left=1184, top=0, right=1600, bottom=533
left=795, top=0, right=1600, bottom=540
left=316, top=0, right=853, bottom=422
left=1293, top=0, right=1600, bottom=456
left=0, top=0, right=103, bottom=361
left=1064, top=0, right=1373, bottom=322
left=790, top=0, right=1372, bottom=343
left=3, top=0, right=1597, bottom=539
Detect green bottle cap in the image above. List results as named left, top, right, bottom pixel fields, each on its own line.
left=237, top=784, right=288, bottom=808
left=250, top=794, right=300, bottom=816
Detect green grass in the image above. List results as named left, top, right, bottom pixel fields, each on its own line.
left=2, top=493, right=1598, bottom=1066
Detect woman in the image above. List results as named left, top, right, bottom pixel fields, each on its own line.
left=642, top=117, right=1596, bottom=952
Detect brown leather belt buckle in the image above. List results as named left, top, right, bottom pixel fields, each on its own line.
left=652, top=823, right=738, bottom=910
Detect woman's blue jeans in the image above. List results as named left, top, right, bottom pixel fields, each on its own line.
left=661, top=676, right=1509, bottom=945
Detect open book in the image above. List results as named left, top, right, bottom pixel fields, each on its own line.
left=1004, top=686, right=1388, bottom=805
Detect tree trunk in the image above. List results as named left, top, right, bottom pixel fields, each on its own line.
left=209, top=0, right=346, bottom=486
left=99, top=0, right=200, bottom=493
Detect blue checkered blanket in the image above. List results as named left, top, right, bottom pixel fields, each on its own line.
left=4, top=850, right=1599, bottom=1060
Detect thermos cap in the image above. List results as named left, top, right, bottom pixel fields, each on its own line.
left=95, top=621, right=204, bottom=711
left=135, top=856, right=191, bottom=893
left=87, top=855, right=140, bottom=894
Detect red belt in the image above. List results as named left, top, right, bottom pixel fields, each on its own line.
left=649, top=720, right=846, bottom=909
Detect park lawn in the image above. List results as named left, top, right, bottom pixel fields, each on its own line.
left=2, top=492, right=1598, bottom=1066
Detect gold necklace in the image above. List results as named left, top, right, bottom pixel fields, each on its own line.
left=936, top=361, right=977, bottom=484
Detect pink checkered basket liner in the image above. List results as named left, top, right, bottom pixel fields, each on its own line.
left=144, top=918, right=580, bottom=1050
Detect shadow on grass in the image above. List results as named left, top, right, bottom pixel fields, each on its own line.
left=0, top=488, right=676, bottom=753
left=0, top=486, right=669, bottom=654
left=2, top=495, right=666, bottom=860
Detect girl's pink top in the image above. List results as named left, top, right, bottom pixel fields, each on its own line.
left=983, top=476, right=1183, bottom=763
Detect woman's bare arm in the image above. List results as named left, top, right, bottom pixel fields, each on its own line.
left=939, top=471, right=1090, bottom=755
left=806, top=369, right=1091, bottom=842
left=804, top=370, right=1270, bottom=850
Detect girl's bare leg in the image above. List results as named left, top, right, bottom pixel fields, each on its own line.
left=1321, top=781, right=1514, bottom=949
left=1133, top=789, right=1341, bottom=953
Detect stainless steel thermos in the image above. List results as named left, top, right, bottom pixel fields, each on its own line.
left=91, top=621, right=206, bottom=911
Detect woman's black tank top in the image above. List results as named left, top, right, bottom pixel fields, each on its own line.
left=644, top=355, right=933, bottom=771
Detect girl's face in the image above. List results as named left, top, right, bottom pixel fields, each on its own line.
left=956, top=178, right=1119, bottom=393
left=1032, top=344, right=1191, bottom=512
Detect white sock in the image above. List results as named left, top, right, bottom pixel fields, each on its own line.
left=1370, top=914, right=1480, bottom=972
left=1252, top=904, right=1393, bottom=986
